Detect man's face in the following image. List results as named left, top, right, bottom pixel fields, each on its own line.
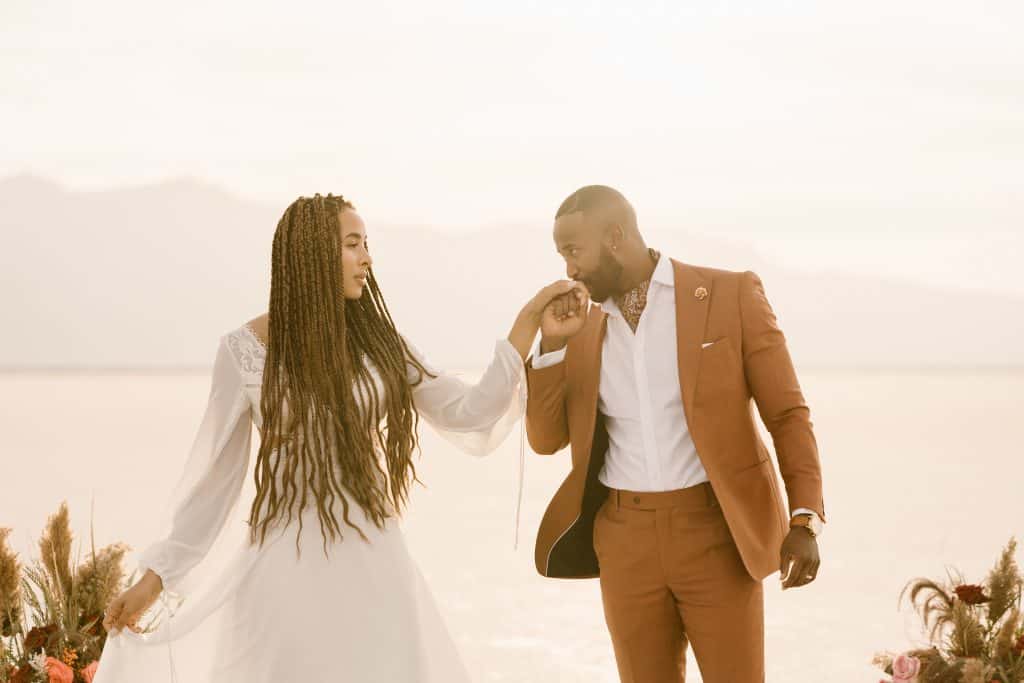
left=553, top=211, right=622, bottom=303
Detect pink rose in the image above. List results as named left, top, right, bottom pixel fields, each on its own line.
left=80, top=661, right=99, bottom=683
left=892, top=654, right=921, bottom=682
left=44, top=657, right=74, bottom=683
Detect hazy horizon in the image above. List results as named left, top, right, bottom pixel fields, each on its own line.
left=3, top=173, right=1023, bottom=371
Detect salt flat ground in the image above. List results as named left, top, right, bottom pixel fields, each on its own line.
left=2, top=368, right=1021, bottom=681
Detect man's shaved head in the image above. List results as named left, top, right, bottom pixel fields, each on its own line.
left=554, top=185, right=637, bottom=235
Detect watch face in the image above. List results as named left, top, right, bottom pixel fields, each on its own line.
left=810, top=516, right=823, bottom=536
left=792, top=515, right=820, bottom=537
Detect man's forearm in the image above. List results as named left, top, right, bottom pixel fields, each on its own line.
left=740, top=270, right=826, bottom=519
left=525, top=359, right=570, bottom=455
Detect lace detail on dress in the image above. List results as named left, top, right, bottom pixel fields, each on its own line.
left=224, top=325, right=266, bottom=382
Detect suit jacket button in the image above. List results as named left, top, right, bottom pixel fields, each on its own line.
left=633, top=496, right=641, bottom=504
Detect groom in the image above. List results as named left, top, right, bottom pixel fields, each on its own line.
left=525, top=185, right=825, bottom=682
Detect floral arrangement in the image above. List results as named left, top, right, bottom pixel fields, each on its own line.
left=0, top=503, right=146, bottom=683
left=874, top=538, right=1024, bottom=683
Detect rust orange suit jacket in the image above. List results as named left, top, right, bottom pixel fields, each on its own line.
left=525, top=259, right=825, bottom=581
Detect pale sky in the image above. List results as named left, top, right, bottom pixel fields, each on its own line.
left=2, top=0, right=1022, bottom=294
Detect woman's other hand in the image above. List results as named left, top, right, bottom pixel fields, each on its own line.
left=102, top=569, right=163, bottom=634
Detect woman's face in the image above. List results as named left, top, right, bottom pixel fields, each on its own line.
left=339, top=209, right=372, bottom=299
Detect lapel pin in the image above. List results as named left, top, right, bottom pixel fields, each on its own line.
left=694, top=286, right=708, bottom=301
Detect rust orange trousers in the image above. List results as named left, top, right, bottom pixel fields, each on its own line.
left=593, top=482, right=765, bottom=683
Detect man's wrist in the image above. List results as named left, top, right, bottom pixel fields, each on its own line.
left=789, top=511, right=823, bottom=538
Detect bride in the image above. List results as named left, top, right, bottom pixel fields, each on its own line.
left=94, top=193, right=586, bottom=682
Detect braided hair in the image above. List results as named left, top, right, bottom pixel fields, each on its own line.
left=247, top=193, right=436, bottom=557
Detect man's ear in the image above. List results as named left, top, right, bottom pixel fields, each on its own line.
left=607, top=222, right=625, bottom=251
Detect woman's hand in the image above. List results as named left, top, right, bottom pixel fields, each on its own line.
left=102, top=569, right=163, bottom=634
left=507, top=280, right=588, bottom=361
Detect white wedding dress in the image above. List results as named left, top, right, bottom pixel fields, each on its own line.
left=93, top=324, right=526, bottom=683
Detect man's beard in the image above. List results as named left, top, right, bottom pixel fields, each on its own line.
left=580, top=244, right=623, bottom=303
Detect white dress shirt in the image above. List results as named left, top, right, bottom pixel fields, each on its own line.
left=531, top=254, right=819, bottom=525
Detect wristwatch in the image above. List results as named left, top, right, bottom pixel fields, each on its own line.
left=789, top=513, right=823, bottom=538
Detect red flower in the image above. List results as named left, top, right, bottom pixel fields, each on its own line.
left=953, top=584, right=991, bottom=605
left=9, top=666, right=33, bottom=683
left=23, top=623, right=59, bottom=652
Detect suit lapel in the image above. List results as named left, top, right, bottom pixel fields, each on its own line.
left=672, top=259, right=711, bottom=422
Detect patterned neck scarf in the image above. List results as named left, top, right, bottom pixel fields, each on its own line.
left=612, top=248, right=660, bottom=333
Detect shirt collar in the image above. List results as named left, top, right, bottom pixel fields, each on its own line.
left=650, top=251, right=674, bottom=288
left=601, top=297, right=623, bottom=319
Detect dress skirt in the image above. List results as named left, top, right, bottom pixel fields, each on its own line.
left=94, top=500, right=472, bottom=683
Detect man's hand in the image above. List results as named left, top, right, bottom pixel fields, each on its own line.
left=539, top=282, right=589, bottom=352
left=779, top=528, right=820, bottom=589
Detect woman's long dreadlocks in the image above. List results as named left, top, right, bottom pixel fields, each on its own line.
left=247, top=193, right=436, bottom=557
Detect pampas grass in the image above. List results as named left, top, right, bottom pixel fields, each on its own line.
left=989, top=540, right=1023, bottom=625
left=74, top=543, right=128, bottom=633
left=949, top=599, right=987, bottom=658
left=0, top=530, right=22, bottom=639
left=1, top=501, right=136, bottom=683
left=901, top=576, right=957, bottom=645
left=38, top=505, right=73, bottom=606
left=878, top=537, right=1024, bottom=683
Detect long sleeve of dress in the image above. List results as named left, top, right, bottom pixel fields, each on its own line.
left=136, top=336, right=253, bottom=595
left=403, top=336, right=527, bottom=457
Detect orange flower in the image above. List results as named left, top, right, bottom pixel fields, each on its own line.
left=61, top=648, right=78, bottom=666
left=79, top=661, right=99, bottom=683
left=44, top=656, right=74, bottom=683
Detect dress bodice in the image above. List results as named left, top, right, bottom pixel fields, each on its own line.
left=223, top=324, right=266, bottom=425
left=224, top=324, right=388, bottom=432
